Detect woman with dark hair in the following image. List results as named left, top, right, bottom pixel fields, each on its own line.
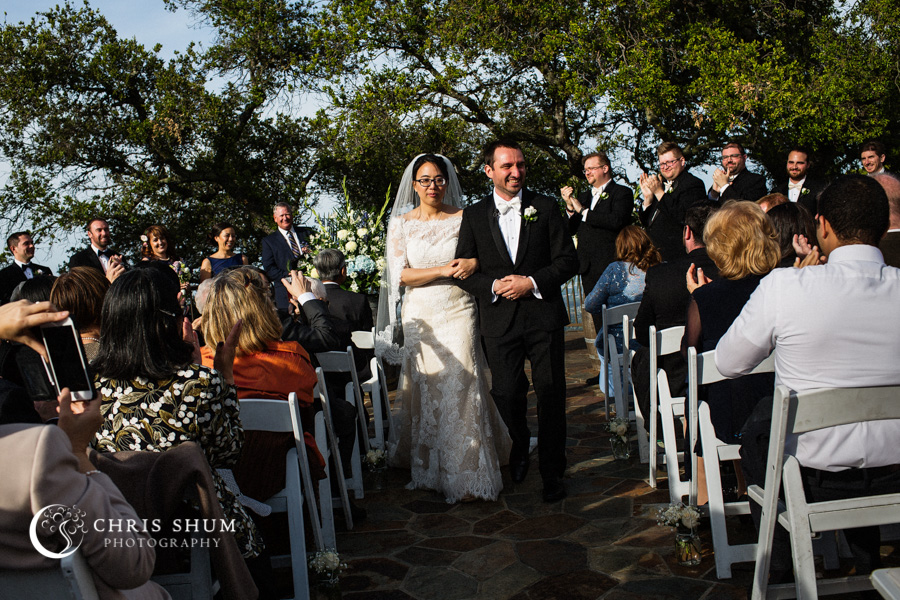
left=683, top=200, right=780, bottom=503
left=378, top=153, right=512, bottom=503
left=50, top=266, right=109, bottom=361
left=9, top=274, right=55, bottom=304
left=584, top=226, right=662, bottom=393
left=199, top=222, right=249, bottom=281
left=91, top=267, right=264, bottom=560
left=766, top=202, right=817, bottom=267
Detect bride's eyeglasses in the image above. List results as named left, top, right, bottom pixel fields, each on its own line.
left=415, top=177, right=448, bottom=188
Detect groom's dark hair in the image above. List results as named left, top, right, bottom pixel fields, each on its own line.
left=483, top=139, right=523, bottom=167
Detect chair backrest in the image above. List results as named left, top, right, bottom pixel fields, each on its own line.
left=0, top=549, right=99, bottom=600
left=649, top=324, right=685, bottom=414
left=351, top=329, right=375, bottom=350
left=315, top=345, right=370, bottom=454
left=600, top=302, right=641, bottom=402
left=238, top=398, right=295, bottom=434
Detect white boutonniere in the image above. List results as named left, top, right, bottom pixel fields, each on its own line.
left=599, top=191, right=609, bottom=200
left=522, top=206, right=538, bottom=222
left=35, top=268, right=45, bottom=276
left=800, top=188, right=810, bottom=195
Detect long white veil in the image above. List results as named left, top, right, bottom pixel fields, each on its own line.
left=374, top=153, right=464, bottom=364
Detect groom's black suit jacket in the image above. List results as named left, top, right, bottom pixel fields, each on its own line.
left=455, top=190, right=578, bottom=338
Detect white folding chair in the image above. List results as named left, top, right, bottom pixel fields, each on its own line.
left=658, top=365, right=690, bottom=504
left=238, top=396, right=313, bottom=600
left=315, top=346, right=367, bottom=499
left=350, top=329, right=395, bottom=450
left=312, top=368, right=355, bottom=547
left=600, top=301, right=641, bottom=419
left=690, top=348, right=774, bottom=579
left=647, top=325, right=685, bottom=488
left=749, top=385, right=900, bottom=600
left=0, top=549, right=99, bottom=600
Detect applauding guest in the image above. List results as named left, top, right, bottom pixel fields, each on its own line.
left=199, top=222, right=250, bottom=281
left=707, top=142, right=768, bottom=203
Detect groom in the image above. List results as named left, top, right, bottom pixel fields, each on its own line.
left=455, top=139, right=578, bottom=502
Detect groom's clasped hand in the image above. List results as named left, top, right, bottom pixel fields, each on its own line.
left=494, top=274, right=533, bottom=301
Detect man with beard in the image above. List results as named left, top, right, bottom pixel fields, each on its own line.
left=639, top=142, right=707, bottom=261
left=707, top=142, right=768, bottom=203
left=69, top=218, right=126, bottom=280
left=772, top=147, right=826, bottom=215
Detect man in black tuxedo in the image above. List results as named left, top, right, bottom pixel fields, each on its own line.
left=875, top=173, right=900, bottom=268
left=0, top=232, right=53, bottom=304
left=455, top=139, right=578, bottom=502
left=261, top=202, right=313, bottom=311
left=68, top=218, right=125, bottom=279
left=560, top=151, right=634, bottom=297
left=631, top=203, right=720, bottom=435
left=639, top=142, right=708, bottom=261
left=707, top=142, right=768, bottom=203
left=772, top=147, right=826, bottom=215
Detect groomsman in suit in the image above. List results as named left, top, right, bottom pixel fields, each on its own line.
left=639, top=142, right=707, bottom=261
left=0, top=232, right=53, bottom=304
left=560, top=151, right=634, bottom=297
left=455, top=139, right=578, bottom=502
left=861, top=140, right=889, bottom=176
left=707, top=142, right=768, bottom=203
left=68, top=218, right=125, bottom=279
left=875, top=173, right=900, bottom=268
left=772, top=147, right=826, bottom=215
left=262, top=202, right=313, bottom=311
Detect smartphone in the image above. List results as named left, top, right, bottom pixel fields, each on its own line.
left=40, top=317, right=94, bottom=401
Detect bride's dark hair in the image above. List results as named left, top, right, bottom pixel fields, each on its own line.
left=412, top=154, right=449, bottom=181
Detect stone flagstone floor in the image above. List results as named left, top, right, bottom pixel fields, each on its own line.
left=313, top=332, right=896, bottom=600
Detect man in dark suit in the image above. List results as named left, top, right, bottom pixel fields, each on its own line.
left=0, top=232, right=53, bottom=304
left=455, top=139, right=578, bottom=502
left=68, top=218, right=125, bottom=280
left=772, top=147, right=827, bottom=215
left=707, top=142, right=768, bottom=203
left=631, top=203, right=720, bottom=436
left=261, top=202, right=313, bottom=311
left=639, top=142, right=708, bottom=261
left=875, top=173, right=900, bottom=268
left=560, top=151, right=634, bottom=297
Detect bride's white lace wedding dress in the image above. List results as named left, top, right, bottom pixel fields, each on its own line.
left=385, top=215, right=512, bottom=502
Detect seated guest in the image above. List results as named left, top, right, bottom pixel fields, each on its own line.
left=0, top=301, right=167, bottom=599
left=632, top=202, right=720, bottom=436
left=875, top=173, right=900, bottom=268
left=756, top=192, right=788, bottom=213
left=717, top=174, right=900, bottom=583
left=50, top=267, right=110, bottom=362
left=766, top=202, right=817, bottom=267
left=313, top=249, right=375, bottom=333
left=682, top=200, right=780, bottom=504
left=584, top=226, right=661, bottom=395
left=199, top=222, right=249, bottom=282
left=10, top=274, right=55, bottom=303
left=199, top=269, right=321, bottom=500
left=91, top=268, right=265, bottom=563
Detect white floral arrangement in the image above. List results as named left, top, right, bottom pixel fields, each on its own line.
left=605, top=416, right=630, bottom=442
left=656, top=502, right=701, bottom=531
left=302, top=180, right=390, bottom=294
left=364, top=448, right=386, bottom=470
left=308, top=549, right=346, bottom=584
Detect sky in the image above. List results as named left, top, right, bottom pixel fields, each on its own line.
left=2, top=1, right=213, bottom=271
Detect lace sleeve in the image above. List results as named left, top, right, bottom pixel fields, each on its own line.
left=375, top=218, right=408, bottom=364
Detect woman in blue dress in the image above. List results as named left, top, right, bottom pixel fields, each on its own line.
left=584, top=226, right=662, bottom=395
left=199, top=222, right=249, bottom=281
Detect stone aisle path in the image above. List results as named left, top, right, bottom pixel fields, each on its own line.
left=334, top=333, right=756, bottom=600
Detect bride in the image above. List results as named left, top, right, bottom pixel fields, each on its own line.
left=376, top=153, right=512, bottom=503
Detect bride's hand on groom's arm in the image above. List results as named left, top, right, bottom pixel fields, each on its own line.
left=447, top=258, right=478, bottom=280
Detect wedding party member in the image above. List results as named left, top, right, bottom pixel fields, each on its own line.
left=200, top=222, right=250, bottom=281
left=772, top=147, right=826, bottom=215
left=0, top=231, right=53, bottom=305
left=454, top=140, right=578, bottom=502
left=69, top=217, right=126, bottom=280
left=706, top=142, right=768, bottom=203
left=639, top=142, right=707, bottom=261
left=140, top=224, right=179, bottom=264
left=860, top=139, right=888, bottom=176
left=378, top=153, right=511, bottom=503
left=261, top=203, right=312, bottom=311
left=559, top=151, right=633, bottom=297
left=583, top=226, right=661, bottom=397
left=717, top=174, right=900, bottom=581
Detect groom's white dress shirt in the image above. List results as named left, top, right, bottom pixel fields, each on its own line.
left=716, top=244, right=900, bottom=471
left=492, top=190, right=541, bottom=300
